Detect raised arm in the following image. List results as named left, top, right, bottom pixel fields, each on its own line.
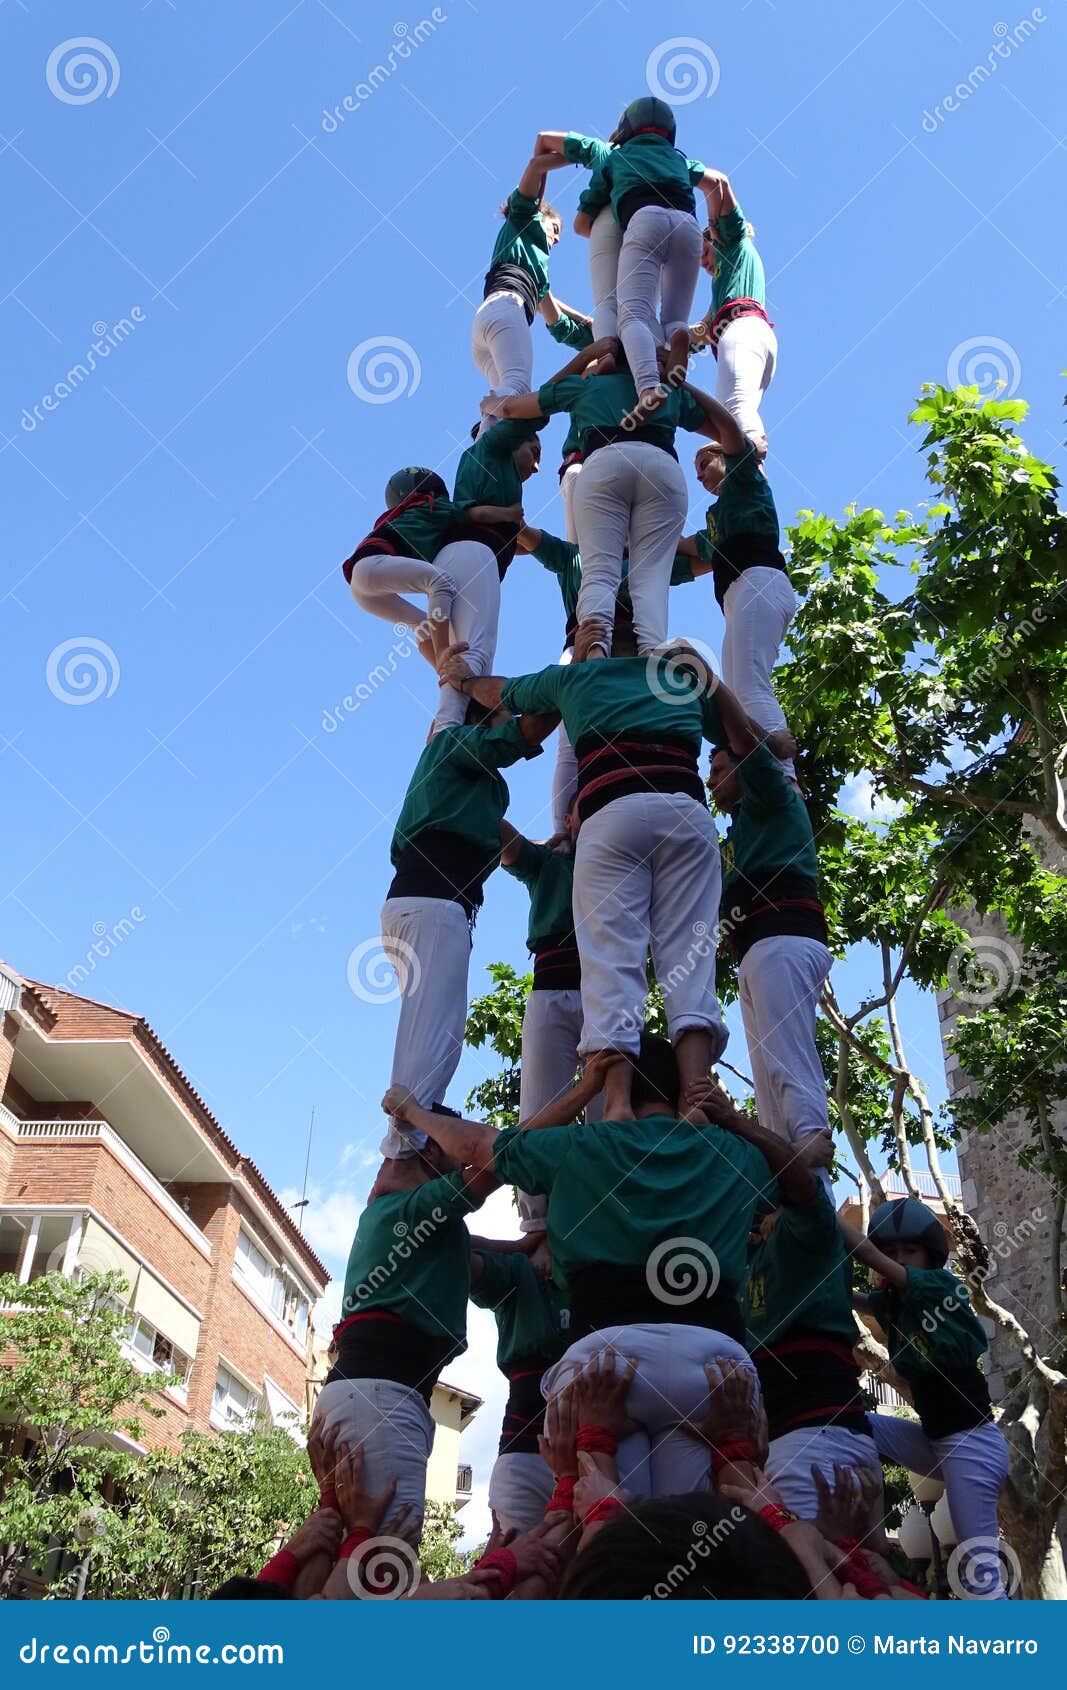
left=499, top=818, right=524, bottom=867
left=381, top=1091, right=498, bottom=1176
left=697, top=169, right=737, bottom=225
left=688, top=1075, right=817, bottom=1207
left=680, top=379, right=746, bottom=453
left=516, top=157, right=549, bottom=201
left=838, top=1216, right=908, bottom=1289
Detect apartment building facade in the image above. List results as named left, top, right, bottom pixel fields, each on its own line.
left=0, top=960, right=328, bottom=1453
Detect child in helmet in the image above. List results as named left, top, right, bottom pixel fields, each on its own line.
left=343, top=467, right=524, bottom=734
left=472, top=152, right=563, bottom=430
left=535, top=101, right=722, bottom=415
left=841, top=1199, right=1011, bottom=1598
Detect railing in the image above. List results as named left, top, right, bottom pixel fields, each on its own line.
left=456, top=1464, right=473, bottom=1495
left=8, top=1117, right=211, bottom=1254
left=863, top=1372, right=906, bottom=1409
left=880, top=1169, right=962, bottom=1201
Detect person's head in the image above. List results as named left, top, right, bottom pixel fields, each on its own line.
left=209, top=1577, right=293, bottom=1600
left=708, top=746, right=741, bottom=813
left=540, top=203, right=562, bottom=247
left=465, top=695, right=510, bottom=729
left=630, top=1033, right=680, bottom=1118
left=384, top=466, right=448, bottom=510
left=867, top=1197, right=949, bottom=1270
left=559, top=1494, right=813, bottom=1600
left=513, top=436, right=542, bottom=481
left=695, top=443, right=726, bottom=494
left=416, top=1136, right=462, bottom=1179
left=611, top=96, right=677, bottom=147
left=700, top=229, right=717, bottom=276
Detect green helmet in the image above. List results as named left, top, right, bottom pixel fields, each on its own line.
left=614, top=96, right=676, bottom=145
left=868, top=1197, right=949, bottom=1266
left=384, top=467, right=448, bottom=509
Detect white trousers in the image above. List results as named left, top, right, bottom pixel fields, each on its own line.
left=488, top=1451, right=555, bottom=1535
left=517, top=987, right=583, bottom=1233
left=544, top=1324, right=756, bottom=1500
left=560, top=460, right=582, bottom=543
left=766, top=1425, right=881, bottom=1521
left=589, top=205, right=623, bottom=340
left=312, top=1378, right=435, bottom=1530
left=473, top=290, right=533, bottom=434
left=738, top=936, right=832, bottom=1144
left=868, top=1414, right=1011, bottom=1599
left=721, top=566, right=797, bottom=778
left=617, top=206, right=702, bottom=395
left=573, top=792, right=725, bottom=1057
left=715, top=314, right=778, bottom=441
left=379, top=895, right=471, bottom=1157
left=550, top=646, right=578, bottom=835
left=573, top=443, right=688, bottom=653
left=350, top=541, right=499, bottom=736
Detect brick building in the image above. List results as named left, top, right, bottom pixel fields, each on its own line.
left=0, top=959, right=328, bottom=1453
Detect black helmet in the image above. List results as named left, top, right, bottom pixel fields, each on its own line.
left=384, top=466, right=448, bottom=509
left=614, top=96, right=676, bottom=145
left=868, top=1197, right=949, bottom=1266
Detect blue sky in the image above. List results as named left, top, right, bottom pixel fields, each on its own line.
left=2, top=0, right=1064, bottom=1539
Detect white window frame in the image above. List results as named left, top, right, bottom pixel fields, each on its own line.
left=122, top=1312, right=194, bottom=1402
left=211, top=1360, right=262, bottom=1431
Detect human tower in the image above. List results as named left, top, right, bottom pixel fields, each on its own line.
left=312, top=97, right=1010, bottom=1601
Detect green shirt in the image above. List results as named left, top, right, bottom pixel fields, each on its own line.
left=362, top=496, right=468, bottom=565
left=470, top=1249, right=570, bottom=1371
left=869, top=1267, right=988, bottom=1383
left=533, top=530, right=695, bottom=626
left=563, top=132, right=704, bottom=225
left=390, top=719, right=542, bottom=880
left=501, top=655, right=723, bottom=756
left=493, top=1115, right=775, bottom=1296
left=489, top=188, right=554, bottom=301
left=536, top=371, right=707, bottom=455
left=578, top=163, right=612, bottom=222
left=694, top=440, right=779, bottom=553
left=720, top=743, right=820, bottom=909
left=745, top=1188, right=855, bottom=1349
left=546, top=310, right=594, bottom=350
left=504, top=838, right=576, bottom=949
left=710, top=203, right=765, bottom=312
left=452, top=418, right=543, bottom=512
left=339, top=1174, right=480, bottom=1348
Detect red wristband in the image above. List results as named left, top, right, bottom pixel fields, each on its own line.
left=338, top=1526, right=374, bottom=1559
left=582, top=1496, right=625, bottom=1526
left=257, top=1548, right=299, bottom=1589
left=546, top=1475, right=576, bottom=1514
left=319, top=1485, right=338, bottom=1512
left=758, top=1503, right=798, bottom=1533
left=576, top=1424, right=617, bottom=1456
left=838, top=1548, right=886, bottom=1600
left=475, top=1546, right=518, bottom=1598
left=710, top=1436, right=756, bottom=1476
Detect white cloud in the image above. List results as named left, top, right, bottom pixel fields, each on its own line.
left=278, top=1184, right=365, bottom=1265
left=840, top=770, right=905, bottom=822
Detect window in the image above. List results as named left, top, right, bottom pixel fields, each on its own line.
left=122, top=1314, right=193, bottom=1401
left=212, top=1364, right=261, bottom=1430
left=233, top=1225, right=312, bottom=1343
